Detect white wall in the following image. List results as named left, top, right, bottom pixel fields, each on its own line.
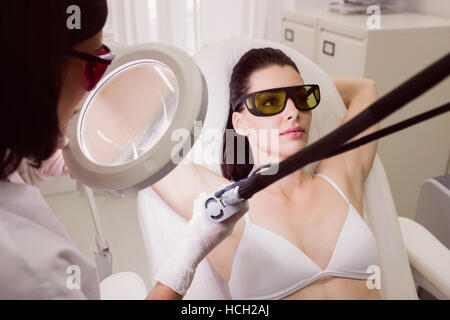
left=407, top=0, right=450, bottom=18
left=296, top=0, right=329, bottom=8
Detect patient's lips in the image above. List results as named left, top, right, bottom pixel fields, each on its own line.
left=280, top=126, right=305, bottom=138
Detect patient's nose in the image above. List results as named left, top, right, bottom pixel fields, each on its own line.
left=285, top=98, right=300, bottom=120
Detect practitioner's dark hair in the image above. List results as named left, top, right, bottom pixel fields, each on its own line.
left=221, top=47, right=301, bottom=181
left=0, top=0, right=107, bottom=179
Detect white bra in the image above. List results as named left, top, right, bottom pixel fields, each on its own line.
left=228, top=173, right=379, bottom=300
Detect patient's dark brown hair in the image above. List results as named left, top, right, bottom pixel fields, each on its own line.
left=221, top=47, right=301, bottom=181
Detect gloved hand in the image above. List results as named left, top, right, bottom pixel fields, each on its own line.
left=155, top=191, right=249, bottom=296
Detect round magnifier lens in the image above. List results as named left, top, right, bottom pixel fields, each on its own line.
left=79, top=60, right=178, bottom=166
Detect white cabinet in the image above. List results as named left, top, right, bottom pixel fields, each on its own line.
left=41, top=176, right=78, bottom=196
left=281, top=7, right=450, bottom=219
left=282, top=20, right=316, bottom=60
left=316, top=29, right=365, bottom=77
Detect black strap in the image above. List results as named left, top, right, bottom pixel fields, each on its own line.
left=216, top=51, right=450, bottom=200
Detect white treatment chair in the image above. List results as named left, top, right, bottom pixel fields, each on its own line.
left=137, top=37, right=450, bottom=300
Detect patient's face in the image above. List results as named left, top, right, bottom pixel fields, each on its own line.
left=234, top=65, right=312, bottom=162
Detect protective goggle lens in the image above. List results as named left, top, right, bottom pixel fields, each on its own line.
left=253, top=90, right=286, bottom=114
left=292, top=85, right=320, bottom=111
left=84, top=47, right=111, bottom=91
left=247, top=85, right=320, bottom=115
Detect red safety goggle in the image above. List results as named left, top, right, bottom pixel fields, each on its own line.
left=68, top=44, right=115, bottom=91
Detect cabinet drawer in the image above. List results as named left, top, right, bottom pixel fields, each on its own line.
left=281, top=20, right=315, bottom=61
left=316, top=29, right=365, bottom=77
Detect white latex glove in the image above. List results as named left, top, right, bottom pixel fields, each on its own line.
left=155, top=191, right=249, bottom=296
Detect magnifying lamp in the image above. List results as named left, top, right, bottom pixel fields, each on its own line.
left=62, top=43, right=208, bottom=196
left=61, top=42, right=208, bottom=281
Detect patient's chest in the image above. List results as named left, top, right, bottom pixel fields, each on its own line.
left=207, top=176, right=362, bottom=286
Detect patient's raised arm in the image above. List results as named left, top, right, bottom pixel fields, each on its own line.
left=151, top=157, right=230, bottom=221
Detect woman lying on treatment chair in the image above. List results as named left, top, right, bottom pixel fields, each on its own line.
left=152, top=48, right=381, bottom=300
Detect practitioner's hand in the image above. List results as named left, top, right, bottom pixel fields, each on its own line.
left=154, top=191, right=249, bottom=297
left=187, top=192, right=249, bottom=263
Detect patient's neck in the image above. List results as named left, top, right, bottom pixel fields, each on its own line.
left=254, top=163, right=312, bottom=203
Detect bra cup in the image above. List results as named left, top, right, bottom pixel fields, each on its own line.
left=327, top=208, right=379, bottom=274
left=228, top=173, right=380, bottom=299
left=229, top=223, right=320, bottom=299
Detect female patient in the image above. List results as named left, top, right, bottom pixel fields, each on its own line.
left=152, top=47, right=381, bottom=300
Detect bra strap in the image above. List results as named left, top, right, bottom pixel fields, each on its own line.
left=314, top=173, right=351, bottom=205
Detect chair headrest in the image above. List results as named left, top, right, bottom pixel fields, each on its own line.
left=190, top=36, right=347, bottom=177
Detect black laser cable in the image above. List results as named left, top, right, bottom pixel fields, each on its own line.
left=322, top=102, right=450, bottom=160
left=215, top=102, right=450, bottom=198
left=215, top=51, right=450, bottom=200
left=252, top=101, right=450, bottom=179
left=238, top=52, right=450, bottom=200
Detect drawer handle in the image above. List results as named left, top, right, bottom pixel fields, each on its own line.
left=322, top=40, right=335, bottom=56
left=285, top=28, right=294, bottom=42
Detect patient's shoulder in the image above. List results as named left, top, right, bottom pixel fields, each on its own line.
left=314, top=161, right=363, bottom=214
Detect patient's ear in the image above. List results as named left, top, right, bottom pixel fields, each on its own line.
left=232, top=111, right=247, bottom=136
